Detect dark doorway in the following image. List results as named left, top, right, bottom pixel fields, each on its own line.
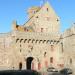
left=26, top=57, right=33, bottom=70
left=19, top=62, right=22, bottom=70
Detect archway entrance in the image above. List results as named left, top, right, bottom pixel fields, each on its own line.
left=26, top=57, right=34, bottom=70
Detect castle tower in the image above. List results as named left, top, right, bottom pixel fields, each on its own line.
left=24, top=1, right=60, bottom=33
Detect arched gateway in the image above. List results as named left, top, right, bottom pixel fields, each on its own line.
left=26, top=57, right=34, bottom=70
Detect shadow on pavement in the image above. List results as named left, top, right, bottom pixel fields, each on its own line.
left=0, top=70, right=38, bottom=75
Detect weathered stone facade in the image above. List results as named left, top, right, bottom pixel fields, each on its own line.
left=0, top=1, right=75, bottom=73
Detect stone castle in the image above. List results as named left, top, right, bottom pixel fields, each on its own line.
left=0, top=1, right=75, bottom=73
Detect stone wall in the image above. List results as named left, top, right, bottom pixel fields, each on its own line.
left=0, top=31, right=64, bottom=71
left=6, top=31, right=63, bottom=71
left=62, top=25, right=75, bottom=75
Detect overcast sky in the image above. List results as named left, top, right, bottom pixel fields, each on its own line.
left=0, top=0, right=75, bottom=33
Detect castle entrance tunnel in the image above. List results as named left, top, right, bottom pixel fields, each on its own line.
left=26, top=57, right=34, bottom=70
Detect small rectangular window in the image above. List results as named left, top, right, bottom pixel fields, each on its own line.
left=41, top=28, right=43, bottom=32
left=70, top=58, right=72, bottom=64
left=61, top=43, right=64, bottom=52
left=47, top=8, right=48, bottom=11
left=50, top=57, right=53, bottom=63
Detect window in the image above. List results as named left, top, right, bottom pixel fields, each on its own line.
left=20, top=49, right=22, bottom=52
left=20, top=44, right=21, bottom=47
left=41, top=28, right=43, bottom=32
left=61, top=43, right=64, bottom=52
left=36, top=16, right=38, bottom=18
left=47, top=8, right=48, bottom=11
left=57, top=18, right=59, bottom=22
left=50, top=57, right=53, bottom=63
left=70, top=58, right=72, bottom=64
left=44, top=52, right=47, bottom=57
left=33, top=11, right=36, bottom=13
